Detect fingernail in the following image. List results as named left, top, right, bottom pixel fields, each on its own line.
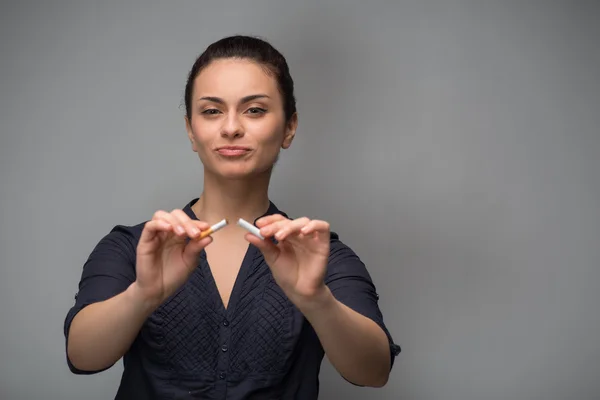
left=176, top=226, right=185, bottom=234
left=191, top=227, right=200, bottom=236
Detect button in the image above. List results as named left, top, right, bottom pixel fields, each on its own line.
left=219, top=372, right=226, bottom=379
left=221, top=345, right=228, bottom=352
left=223, top=319, right=229, bottom=327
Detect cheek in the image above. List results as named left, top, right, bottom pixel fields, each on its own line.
left=253, top=118, right=286, bottom=146
left=191, top=122, right=214, bottom=146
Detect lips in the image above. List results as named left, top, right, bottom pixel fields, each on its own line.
left=216, top=146, right=251, bottom=157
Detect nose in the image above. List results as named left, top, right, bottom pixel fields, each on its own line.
left=221, top=113, right=244, bottom=139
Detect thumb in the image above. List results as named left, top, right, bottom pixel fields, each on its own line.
left=246, top=234, right=281, bottom=265
left=182, top=236, right=212, bottom=270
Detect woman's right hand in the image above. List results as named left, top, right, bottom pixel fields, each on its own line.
left=132, top=209, right=213, bottom=308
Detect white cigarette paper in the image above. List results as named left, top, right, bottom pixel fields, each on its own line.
left=237, top=218, right=264, bottom=239
left=210, top=219, right=228, bottom=232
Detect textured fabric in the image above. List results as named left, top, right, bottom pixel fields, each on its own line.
left=64, top=199, right=400, bottom=399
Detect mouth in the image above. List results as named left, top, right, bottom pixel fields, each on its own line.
left=215, top=146, right=252, bottom=157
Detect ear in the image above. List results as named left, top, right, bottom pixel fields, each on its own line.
left=185, top=116, right=198, bottom=153
left=281, top=113, right=298, bottom=149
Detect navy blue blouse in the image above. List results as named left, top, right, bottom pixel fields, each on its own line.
left=64, top=199, right=400, bottom=399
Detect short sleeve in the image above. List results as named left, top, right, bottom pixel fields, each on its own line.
left=63, top=225, right=139, bottom=374
left=324, top=233, right=401, bottom=375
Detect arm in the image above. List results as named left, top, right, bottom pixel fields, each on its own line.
left=296, top=286, right=391, bottom=387
left=64, top=226, right=139, bottom=373
left=65, top=211, right=212, bottom=373
left=247, top=215, right=400, bottom=387
left=67, top=283, right=157, bottom=372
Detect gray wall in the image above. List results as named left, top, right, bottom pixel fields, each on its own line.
left=1, top=1, right=599, bottom=399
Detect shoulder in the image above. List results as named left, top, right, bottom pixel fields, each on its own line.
left=87, top=220, right=146, bottom=264
left=328, top=230, right=362, bottom=262
left=89, top=198, right=198, bottom=259
left=103, top=220, right=146, bottom=243
left=323, top=229, right=379, bottom=285
left=108, top=220, right=146, bottom=242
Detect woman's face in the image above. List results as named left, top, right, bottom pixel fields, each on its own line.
left=186, top=58, right=297, bottom=180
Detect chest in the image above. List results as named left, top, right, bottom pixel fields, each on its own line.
left=140, top=245, right=306, bottom=381
left=204, top=240, right=249, bottom=309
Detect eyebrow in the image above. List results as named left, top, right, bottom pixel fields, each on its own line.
left=197, top=94, right=271, bottom=104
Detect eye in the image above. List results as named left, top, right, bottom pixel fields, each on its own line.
left=201, top=108, right=221, bottom=115
left=246, top=107, right=267, bottom=115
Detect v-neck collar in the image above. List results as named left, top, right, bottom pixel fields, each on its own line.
left=182, top=198, right=288, bottom=224
left=181, top=198, right=288, bottom=316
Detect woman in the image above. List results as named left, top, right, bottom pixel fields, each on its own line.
left=64, top=35, right=400, bottom=399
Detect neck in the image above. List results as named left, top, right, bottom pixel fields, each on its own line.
left=191, top=168, right=272, bottom=227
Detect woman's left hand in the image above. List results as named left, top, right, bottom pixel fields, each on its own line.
left=244, top=215, right=331, bottom=307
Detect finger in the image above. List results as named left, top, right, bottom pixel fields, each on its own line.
left=273, top=217, right=311, bottom=242
left=182, top=235, right=213, bottom=269
left=151, top=210, right=169, bottom=222
left=300, top=220, right=330, bottom=236
left=138, top=219, right=173, bottom=253
left=141, top=219, right=173, bottom=241
left=255, top=214, right=288, bottom=228
left=192, top=220, right=212, bottom=235
left=171, top=209, right=203, bottom=239
left=245, top=232, right=281, bottom=265
left=152, top=210, right=186, bottom=237
left=259, top=219, right=292, bottom=238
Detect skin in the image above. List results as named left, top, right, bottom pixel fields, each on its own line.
left=67, top=58, right=390, bottom=387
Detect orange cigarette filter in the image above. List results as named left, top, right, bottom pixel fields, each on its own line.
left=197, top=219, right=228, bottom=239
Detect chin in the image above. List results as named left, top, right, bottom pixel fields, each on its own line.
left=219, top=172, right=253, bottom=181
left=202, top=157, right=275, bottom=180
left=215, top=166, right=270, bottom=181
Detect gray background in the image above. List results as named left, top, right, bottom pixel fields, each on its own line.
left=1, top=1, right=599, bottom=399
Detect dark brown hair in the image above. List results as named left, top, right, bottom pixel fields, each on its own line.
left=184, top=35, right=297, bottom=122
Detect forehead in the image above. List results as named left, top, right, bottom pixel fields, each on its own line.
left=194, top=58, right=280, bottom=99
